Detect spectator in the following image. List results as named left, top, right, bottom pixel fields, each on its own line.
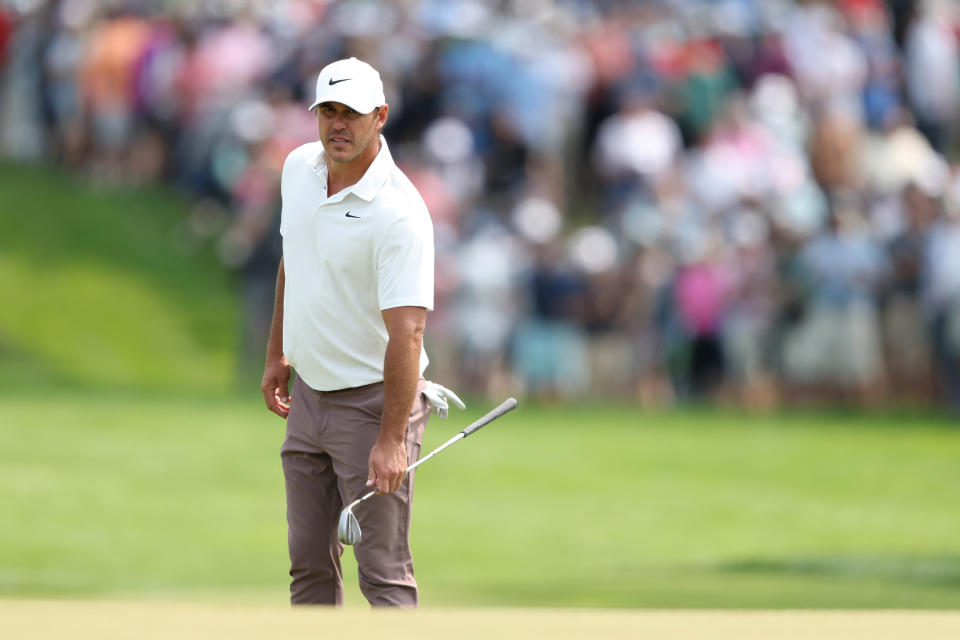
left=903, top=0, right=960, bottom=153
left=781, top=192, right=890, bottom=404
left=883, top=180, right=938, bottom=401
left=921, top=166, right=960, bottom=408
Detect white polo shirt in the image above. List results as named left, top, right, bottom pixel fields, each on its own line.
left=279, top=136, right=434, bottom=391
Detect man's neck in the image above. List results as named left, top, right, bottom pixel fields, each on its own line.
left=326, top=138, right=381, bottom=197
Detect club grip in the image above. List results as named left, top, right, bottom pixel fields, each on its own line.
left=460, top=397, right=518, bottom=438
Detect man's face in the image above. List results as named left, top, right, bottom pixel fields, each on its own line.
left=316, top=102, right=388, bottom=166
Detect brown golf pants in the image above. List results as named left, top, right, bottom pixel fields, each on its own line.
left=281, top=374, right=429, bottom=607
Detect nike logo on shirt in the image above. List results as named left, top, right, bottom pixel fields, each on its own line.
left=345, top=211, right=360, bottom=218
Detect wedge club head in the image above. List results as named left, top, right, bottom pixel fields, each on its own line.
left=337, top=505, right=362, bottom=545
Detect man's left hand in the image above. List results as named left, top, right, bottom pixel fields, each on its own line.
left=367, top=438, right=408, bottom=494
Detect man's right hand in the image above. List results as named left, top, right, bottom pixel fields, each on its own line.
left=261, top=358, right=292, bottom=418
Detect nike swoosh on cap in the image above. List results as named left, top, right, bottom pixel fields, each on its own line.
left=328, top=77, right=350, bottom=85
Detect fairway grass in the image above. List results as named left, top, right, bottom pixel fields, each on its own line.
left=2, top=601, right=960, bottom=640
left=2, top=394, right=959, bottom=609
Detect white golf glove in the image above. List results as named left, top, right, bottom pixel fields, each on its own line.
left=422, top=381, right=466, bottom=419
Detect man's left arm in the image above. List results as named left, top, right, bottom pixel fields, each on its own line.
left=367, top=305, right=426, bottom=495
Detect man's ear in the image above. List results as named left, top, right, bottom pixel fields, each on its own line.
left=377, top=104, right=389, bottom=131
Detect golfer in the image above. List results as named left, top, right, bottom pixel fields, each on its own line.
left=260, top=57, right=460, bottom=607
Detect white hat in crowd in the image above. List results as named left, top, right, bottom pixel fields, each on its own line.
left=309, top=57, right=386, bottom=114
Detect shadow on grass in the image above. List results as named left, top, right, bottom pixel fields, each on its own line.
left=715, top=555, right=960, bottom=588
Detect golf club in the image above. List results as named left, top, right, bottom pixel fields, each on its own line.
left=337, top=396, right=519, bottom=545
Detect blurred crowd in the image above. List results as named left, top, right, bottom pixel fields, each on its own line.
left=3, top=0, right=960, bottom=409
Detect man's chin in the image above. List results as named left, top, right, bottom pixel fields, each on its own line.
left=326, top=149, right=356, bottom=164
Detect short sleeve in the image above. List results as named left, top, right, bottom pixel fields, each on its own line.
left=376, top=211, right=434, bottom=311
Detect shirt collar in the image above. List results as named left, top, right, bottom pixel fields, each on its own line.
left=310, top=135, right=393, bottom=202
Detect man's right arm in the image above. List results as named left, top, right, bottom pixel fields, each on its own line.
left=261, top=258, right=291, bottom=418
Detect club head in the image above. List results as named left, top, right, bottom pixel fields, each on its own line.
left=337, top=507, right=362, bottom=545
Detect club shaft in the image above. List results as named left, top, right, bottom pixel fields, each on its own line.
left=403, top=397, right=517, bottom=474
left=346, top=398, right=518, bottom=510
left=347, top=432, right=464, bottom=509
left=408, top=432, right=464, bottom=472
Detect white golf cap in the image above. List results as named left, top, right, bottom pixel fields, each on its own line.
left=308, top=57, right=386, bottom=114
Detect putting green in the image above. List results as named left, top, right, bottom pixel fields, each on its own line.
left=2, top=601, right=959, bottom=640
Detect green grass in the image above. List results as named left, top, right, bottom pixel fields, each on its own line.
left=1, top=162, right=959, bottom=609
left=1, top=395, right=958, bottom=608
left=0, top=162, right=238, bottom=393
